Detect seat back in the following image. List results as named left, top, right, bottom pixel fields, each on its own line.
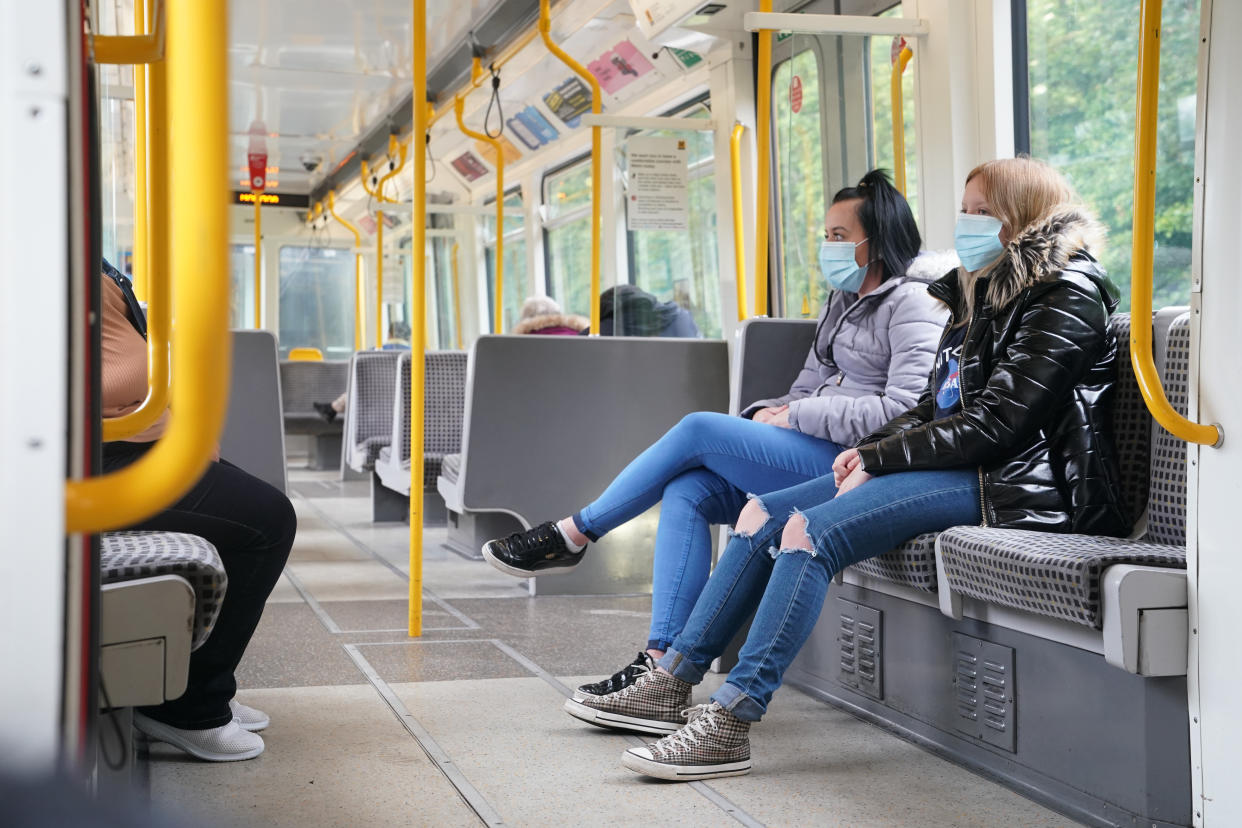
left=731, top=318, right=817, bottom=414
left=287, top=346, right=324, bottom=361
left=392, top=351, right=467, bottom=487
left=1141, top=312, right=1192, bottom=546
left=344, top=350, right=401, bottom=470
left=222, top=330, right=288, bottom=492
left=279, top=359, right=348, bottom=416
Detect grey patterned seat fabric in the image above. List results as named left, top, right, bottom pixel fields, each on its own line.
left=938, top=313, right=1190, bottom=629
left=851, top=532, right=939, bottom=590
left=279, top=360, right=348, bottom=436
left=381, top=351, right=467, bottom=489
left=101, top=531, right=227, bottom=650
left=346, top=351, right=401, bottom=472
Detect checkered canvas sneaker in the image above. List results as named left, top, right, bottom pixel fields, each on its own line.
left=621, top=702, right=752, bottom=781
left=563, top=668, right=691, bottom=736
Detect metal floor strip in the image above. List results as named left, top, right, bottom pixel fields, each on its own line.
left=281, top=568, right=342, bottom=634
left=344, top=644, right=503, bottom=827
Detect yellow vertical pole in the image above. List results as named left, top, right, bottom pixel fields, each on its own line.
left=1129, top=0, right=1220, bottom=446
left=754, top=0, right=773, bottom=317
left=253, top=198, right=262, bottom=328
left=328, top=192, right=364, bottom=350
left=730, top=123, right=748, bottom=321
left=131, top=0, right=149, bottom=300
left=376, top=209, right=385, bottom=348
left=451, top=242, right=463, bottom=349
left=409, top=0, right=428, bottom=637
left=453, top=96, right=505, bottom=333
left=890, top=44, right=913, bottom=196
left=538, top=0, right=601, bottom=333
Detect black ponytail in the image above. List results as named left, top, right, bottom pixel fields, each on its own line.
left=831, top=169, right=921, bottom=282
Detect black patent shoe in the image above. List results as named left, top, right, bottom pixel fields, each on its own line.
left=482, top=521, right=585, bottom=578
left=574, top=651, right=656, bottom=701
left=312, top=402, right=337, bottom=423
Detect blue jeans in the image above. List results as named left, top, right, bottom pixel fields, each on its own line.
left=659, top=468, right=981, bottom=722
left=571, top=412, right=846, bottom=651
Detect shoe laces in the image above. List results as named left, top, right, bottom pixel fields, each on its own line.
left=502, top=523, right=561, bottom=557
left=612, top=666, right=656, bottom=700
left=651, top=703, right=724, bottom=758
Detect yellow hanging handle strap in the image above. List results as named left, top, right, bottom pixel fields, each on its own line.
left=328, top=192, right=365, bottom=351
left=1129, top=0, right=1221, bottom=447
left=539, top=0, right=601, bottom=334
left=890, top=42, right=913, bottom=197
left=67, top=0, right=231, bottom=532
left=454, top=96, right=506, bottom=334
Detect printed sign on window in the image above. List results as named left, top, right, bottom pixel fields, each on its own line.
left=626, top=136, right=689, bottom=232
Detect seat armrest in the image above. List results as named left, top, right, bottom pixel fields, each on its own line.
left=99, top=576, right=195, bottom=706
left=1102, top=564, right=1187, bottom=676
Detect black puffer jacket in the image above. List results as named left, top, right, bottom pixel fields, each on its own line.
left=855, top=210, right=1130, bottom=537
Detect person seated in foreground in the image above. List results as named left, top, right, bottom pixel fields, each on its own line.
left=481, top=170, right=951, bottom=704
left=101, top=260, right=296, bottom=762
left=572, top=156, right=1131, bottom=781
left=512, top=295, right=590, bottom=335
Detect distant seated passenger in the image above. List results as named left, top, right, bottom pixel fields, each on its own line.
left=382, top=321, right=412, bottom=350
left=595, top=284, right=700, bottom=338
left=100, top=259, right=296, bottom=762
left=512, top=296, right=589, bottom=335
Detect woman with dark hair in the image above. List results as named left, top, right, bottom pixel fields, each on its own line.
left=597, top=157, right=1128, bottom=781
left=481, top=170, right=953, bottom=713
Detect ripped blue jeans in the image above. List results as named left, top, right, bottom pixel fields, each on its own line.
left=658, top=468, right=981, bottom=722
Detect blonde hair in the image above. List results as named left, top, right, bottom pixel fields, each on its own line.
left=958, top=157, right=1100, bottom=320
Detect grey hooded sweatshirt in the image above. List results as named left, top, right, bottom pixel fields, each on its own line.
left=741, top=250, right=955, bottom=446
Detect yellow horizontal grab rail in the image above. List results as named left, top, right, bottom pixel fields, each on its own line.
left=104, top=31, right=170, bottom=442
left=1129, top=0, right=1221, bottom=448
left=94, top=0, right=165, bottom=64
left=328, top=192, right=365, bottom=351
left=539, top=0, right=601, bottom=333
left=67, top=0, right=231, bottom=533
left=454, top=96, right=506, bottom=334
left=890, top=43, right=913, bottom=196
left=754, top=0, right=773, bottom=317
left=730, top=123, right=748, bottom=321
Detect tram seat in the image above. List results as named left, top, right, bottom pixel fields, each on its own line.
left=99, top=532, right=227, bottom=707
left=342, top=350, right=401, bottom=474
left=222, top=331, right=288, bottom=493
left=438, top=334, right=729, bottom=595
left=934, top=310, right=1192, bottom=675
left=279, top=358, right=348, bottom=470
left=372, top=350, right=467, bottom=522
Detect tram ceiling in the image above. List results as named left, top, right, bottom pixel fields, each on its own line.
left=303, top=0, right=542, bottom=204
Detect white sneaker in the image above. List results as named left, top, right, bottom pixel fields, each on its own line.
left=230, top=699, right=270, bottom=732
left=134, top=712, right=264, bottom=762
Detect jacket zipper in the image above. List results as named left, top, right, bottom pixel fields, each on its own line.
left=977, top=466, right=989, bottom=526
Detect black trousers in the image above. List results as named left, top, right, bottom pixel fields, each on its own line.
left=103, top=442, right=297, bottom=729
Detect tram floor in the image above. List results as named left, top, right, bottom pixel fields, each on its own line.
left=143, top=467, right=1078, bottom=828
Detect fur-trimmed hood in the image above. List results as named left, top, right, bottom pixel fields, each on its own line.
left=513, top=312, right=589, bottom=335
left=932, top=208, right=1116, bottom=315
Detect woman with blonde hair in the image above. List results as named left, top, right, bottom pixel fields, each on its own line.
left=573, top=156, right=1131, bottom=781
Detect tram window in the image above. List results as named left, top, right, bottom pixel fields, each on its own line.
left=623, top=103, right=721, bottom=338
left=277, top=246, right=355, bottom=358
left=483, top=192, right=528, bottom=333
left=402, top=235, right=456, bottom=350
left=228, top=244, right=257, bottom=329
left=1025, top=0, right=1199, bottom=309
left=542, top=157, right=593, bottom=317
left=773, top=44, right=828, bottom=319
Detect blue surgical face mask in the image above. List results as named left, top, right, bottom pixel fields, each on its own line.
left=955, top=213, right=1005, bottom=272
left=818, top=238, right=869, bottom=292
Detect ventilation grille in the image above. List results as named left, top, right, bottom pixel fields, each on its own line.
left=837, top=599, right=882, bottom=700
left=952, top=633, right=1016, bottom=752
